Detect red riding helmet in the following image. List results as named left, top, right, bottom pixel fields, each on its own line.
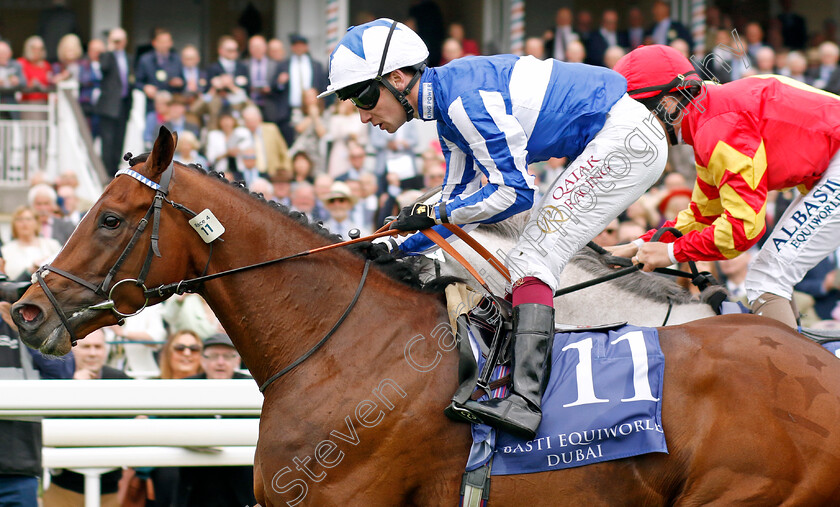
left=613, top=44, right=699, bottom=100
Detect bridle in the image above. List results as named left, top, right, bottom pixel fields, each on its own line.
left=34, top=161, right=203, bottom=346
left=32, top=160, right=388, bottom=393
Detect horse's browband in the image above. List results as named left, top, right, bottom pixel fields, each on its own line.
left=115, top=168, right=162, bottom=191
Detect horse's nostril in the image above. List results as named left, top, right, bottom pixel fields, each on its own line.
left=18, top=304, right=42, bottom=323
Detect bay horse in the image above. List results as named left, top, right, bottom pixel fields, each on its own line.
left=12, top=128, right=840, bottom=505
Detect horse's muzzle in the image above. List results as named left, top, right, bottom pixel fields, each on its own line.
left=11, top=301, right=46, bottom=340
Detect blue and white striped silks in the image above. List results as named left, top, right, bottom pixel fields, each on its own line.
left=398, top=55, right=627, bottom=255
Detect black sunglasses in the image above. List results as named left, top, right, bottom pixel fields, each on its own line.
left=173, top=343, right=201, bottom=352
left=338, top=79, right=381, bottom=110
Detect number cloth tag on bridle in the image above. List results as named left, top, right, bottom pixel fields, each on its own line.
left=188, top=209, right=225, bottom=243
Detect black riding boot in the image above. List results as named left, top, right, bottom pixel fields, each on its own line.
left=462, top=303, right=554, bottom=440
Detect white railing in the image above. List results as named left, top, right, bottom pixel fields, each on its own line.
left=0, top=379, right=262, bottom=507
left=0, top=82, right=105, bottom=214
left=0, top=97, right=56, bottom=189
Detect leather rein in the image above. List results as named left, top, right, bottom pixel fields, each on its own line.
left=32, top=162, right=399, bottom=393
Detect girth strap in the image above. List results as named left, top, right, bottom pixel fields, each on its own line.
left=460, top=462, right=492, bottom=507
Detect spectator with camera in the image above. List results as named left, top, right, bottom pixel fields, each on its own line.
left=206, top=36, right=249, bottom=93
left=190, top=72, right=252, bottom=132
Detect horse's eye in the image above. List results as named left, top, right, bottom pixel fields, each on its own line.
left=103, top=215, right=121, bottom=229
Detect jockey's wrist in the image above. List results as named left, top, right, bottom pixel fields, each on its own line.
left=632, top=238, right=645, bottom=248
left=667, top=243, right=678, bottom=265
left=373, top=237, right=399, bottom=252
left=435, top=202, right=449, bottom=224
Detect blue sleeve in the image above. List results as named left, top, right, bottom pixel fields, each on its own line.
left=437, top=91, right=535, bottom=225
left=398, top=225, right=453, bottom=255
left=27, top=348, right=75, bottom=379
left=437, top=133, right=480, bottom=204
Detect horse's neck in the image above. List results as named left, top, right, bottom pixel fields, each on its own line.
left=186, top=200, right=472, bottom=500
left=186, top=194, right=450, bottom=389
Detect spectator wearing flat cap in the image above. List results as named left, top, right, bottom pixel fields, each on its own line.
left=186, top=333, right=250, bottom=380
left=322, top=181, right=362, bottom=239
left=178, top=333, right=254, bottom=507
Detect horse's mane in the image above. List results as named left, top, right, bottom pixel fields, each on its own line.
left=570, top=248, right=698, bottom=304
left=128, top=154, right=455, bottom=293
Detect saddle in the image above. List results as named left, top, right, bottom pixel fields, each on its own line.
left=801, top=326, right=840, bottom=344
left=442, top=285, right=626, bottom=423
left=411, top=225, right=734, bottom=415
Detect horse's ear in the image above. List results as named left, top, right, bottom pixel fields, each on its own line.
left=144, top=126, right=178, bottom=179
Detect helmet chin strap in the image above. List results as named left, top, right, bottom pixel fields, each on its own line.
left=657, top=112, right=680, bottom=145
left=379, top=64, right=426, bottom=122
left=652, top=95, right=691, bottom=146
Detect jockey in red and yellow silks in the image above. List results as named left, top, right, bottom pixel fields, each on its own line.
left=612, top=44, right=840, bottom=327
left=641, top=75, right=840, bottom=261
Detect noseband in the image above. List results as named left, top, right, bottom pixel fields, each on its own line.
left=32, top=161, right=380, bottom=390
left=35, top=162, right=198, bottom=345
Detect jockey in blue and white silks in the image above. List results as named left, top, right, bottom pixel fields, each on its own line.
left=397, top=54, right=627, bottom=255
left=320, top=18, right=668, bottom=440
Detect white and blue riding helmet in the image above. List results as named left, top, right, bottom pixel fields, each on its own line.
left=319, top=18, right=429, bottom=120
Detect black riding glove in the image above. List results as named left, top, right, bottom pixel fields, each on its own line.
left=389, top=203, right=437, bottom=232
left=356, top=241, right=393, bottom=263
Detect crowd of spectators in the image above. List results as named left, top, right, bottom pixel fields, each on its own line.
left=4, top=1, right=840, bottom=502
left=3, top=1, right=840, bottom=330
